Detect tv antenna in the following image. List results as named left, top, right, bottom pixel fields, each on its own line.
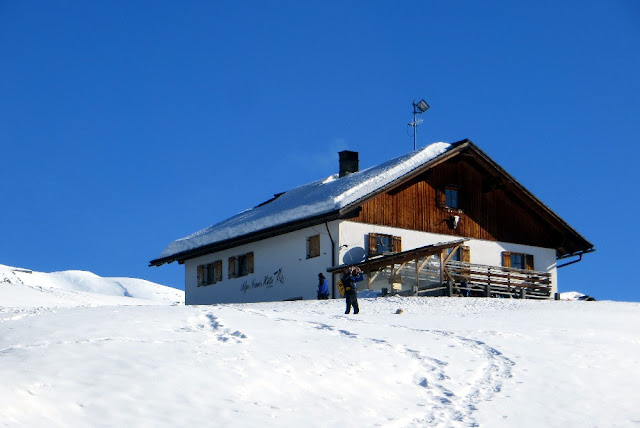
left=409, top=99, right=430, bottom=151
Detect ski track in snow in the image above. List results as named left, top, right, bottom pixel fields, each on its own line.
left=236, top=306, right=513, bottom=428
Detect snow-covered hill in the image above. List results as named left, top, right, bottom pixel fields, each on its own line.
left=1, top=265, right=638, bottom=427
left=0, top=264, right=184, bottom=307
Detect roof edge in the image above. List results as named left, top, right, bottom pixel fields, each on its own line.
left=150, top=209, right=344, bottom=267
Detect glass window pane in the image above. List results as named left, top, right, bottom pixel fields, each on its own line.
left=377, top=235, right=392, bottom=254
left=511, top=254, right=524, bottom=269
left=446, top=248, right=461, bottom=261
left=238, top=255, right=247, bottom=276
left=445, top=188, right=459, bottom=208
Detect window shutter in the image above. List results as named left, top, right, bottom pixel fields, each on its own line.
left=393, top=236, right=402, bottom=253
left=525, top=254, right=534, bottom=271
left=246, top=252, right=254, bottom=274
left=501, top=252, right=511, bottom=268
left=461, top=246, right=471, bottom=263
left=308, top=235, right=320, bottom=258
left=197, top=265, right=204, bottom=286
left=461, top=246, right=471, bottom=278
left=228, top=257, right=236, bottom=279
left=214, top=260, right=223, bottom=283
left=368, top=234, right=378, bottom=257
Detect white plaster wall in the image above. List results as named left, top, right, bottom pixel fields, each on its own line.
left=336, top=221, right=558, bottom=294
left=184, top=220, right=558, bottom=304
left=185, top=222, right=339, bottom=305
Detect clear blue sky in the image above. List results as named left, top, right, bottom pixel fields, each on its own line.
left=1, top=1, right=638, bottom=301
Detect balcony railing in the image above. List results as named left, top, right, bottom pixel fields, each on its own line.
left=441, top=261, right=553, bottom=299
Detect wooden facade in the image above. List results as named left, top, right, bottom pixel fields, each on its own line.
left=352, top=149, right=579, bottom=255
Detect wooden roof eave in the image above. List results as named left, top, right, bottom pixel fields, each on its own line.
left=462, top=143, right=594, bottom=255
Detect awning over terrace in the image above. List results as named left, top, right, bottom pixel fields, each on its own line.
left=327, top=239, right=468, bottom=296
left=326, top=239, right=553, bottom=299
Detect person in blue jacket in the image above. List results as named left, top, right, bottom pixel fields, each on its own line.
left=317, top=273, right=329, bottom=300
left=341, top=266, right=363, bottom=314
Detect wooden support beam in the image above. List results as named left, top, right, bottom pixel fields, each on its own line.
left=395, top=261, right=409, bottom=274
left=369, top=269, right=382, bottom=284
left=414, top=257, right=419, bottom=295
left=439, top=250, right=445, bottom=286
left=418, top=257, right=430, bottom=272
left=442, top=244, right=462, bottom=264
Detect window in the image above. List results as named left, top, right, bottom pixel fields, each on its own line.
left=307, top=234, right=320, bottom=259
left=445, top=188, right=459, bottom=209
left=445, top=246, right=470, bottom=263
left=446, top=247, right=461, bottom=262
left=197, top=260, right=223, bottom=286
left=368, top=233, right=401, bottom=256
left=438, top=185, right=462, bottom=210
left=501, top=252, right=534, bottom=270
left=228, top=252, right=254, bottom=278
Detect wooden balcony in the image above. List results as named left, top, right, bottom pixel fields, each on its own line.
left=442, top=261, right=552, bottom=299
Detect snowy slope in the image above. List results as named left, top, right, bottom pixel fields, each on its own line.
left=0, top=264, right=184, bottom=307
left=0, top=270, right=638, bottom=427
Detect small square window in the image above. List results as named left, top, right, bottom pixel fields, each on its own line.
left=198, top=260, right=222, bottom=286
left=502, top=252, right=534, bottom=270
left=376, top=235, right=392, bottom=254
left=368, top=233, right=401, bottom=256
left=307, top=235, right=320, bottom=258
left=445, top=188, right=459, bottom=209
left=446, top=247, right=461, bottom=262
left=238, top=254, right=248, bottom=276
left=510, top=254, right=525, bottom=270
left=229, top=252, right=254, bottom=278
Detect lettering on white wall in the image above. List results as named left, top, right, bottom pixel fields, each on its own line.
left=240, top=268, right=285, bottom=294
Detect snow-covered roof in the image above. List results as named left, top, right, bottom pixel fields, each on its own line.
left=157, top=142, right=453, bottom=261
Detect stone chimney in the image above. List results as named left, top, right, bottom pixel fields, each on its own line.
left=339, top=150, right=359, bottom=177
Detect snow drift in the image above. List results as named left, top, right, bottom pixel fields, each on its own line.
left=0, top=264, right=184, bottom=307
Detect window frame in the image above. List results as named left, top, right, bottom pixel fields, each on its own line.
left=438, top=184, right=463, bottom=211
left=307, top=234, right=321, bottom=259
left=228, top=252, right=254, bottom=279
left=501, top=251, right=534, bottom=271
left=368, top=233, right=402, bottom=257
left=445, top=187, right=459, bottom=209
left=197, top=260, right=223, bottom=286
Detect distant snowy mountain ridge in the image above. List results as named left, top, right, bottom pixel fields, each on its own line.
left=0, top=264, right=184, bottom=307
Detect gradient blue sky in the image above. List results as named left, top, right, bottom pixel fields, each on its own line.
left=1, top=1, right=638, bottom=301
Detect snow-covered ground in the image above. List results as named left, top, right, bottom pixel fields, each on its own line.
left=1, top=265, right=639, bottom=427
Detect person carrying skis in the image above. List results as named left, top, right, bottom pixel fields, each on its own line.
left=341, top=266, right=363, bottom=314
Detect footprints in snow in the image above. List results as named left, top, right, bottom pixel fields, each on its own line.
left=186, top=313, right=247, bottom=343
left=309, top=318, right=513, bottom=427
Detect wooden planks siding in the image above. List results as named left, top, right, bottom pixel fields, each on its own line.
left=352, top=156, right=562, bottom=249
